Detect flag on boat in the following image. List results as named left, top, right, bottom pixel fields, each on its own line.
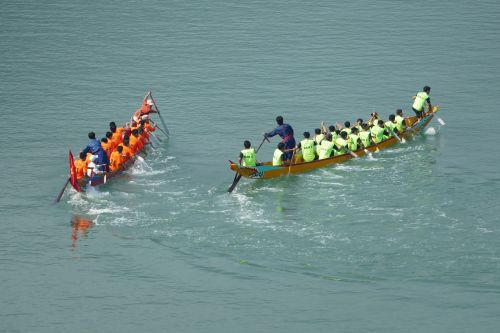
left=68, top=150, right=81, bottom=192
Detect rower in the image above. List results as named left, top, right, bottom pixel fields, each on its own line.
left=341, top=121, right=351, bottom=135
left=105, top=131, right=116, bottom=151
left=412, top=86, right=432, bottom=120
left=74, top=151, right=87, bottom=180
left=297, top=131, right=316, bottom=163
left=354, top=118, right=363, bottom=131
left=239, top=140, right=257, bottom=167
left=264, top=116, right=295, bottom=161
left=359, top=123, right=372, bottom=148
left=384, top=114, right=397, bottom=137
left=395, top=109, right=406, bottom=133
left=370, top=120, right=388, bottom=144
left=110, top=122, right=124, bottom=145
left=273, top=143, right=285, bottom=166
left=133, top=98, right=156, bottom=122
left=318, top=133, right=335, bottom=160
left=348, top=127, right=360, bottom=151
left=100, top=138, right=112, bottom=158
left=334, top=131, right=349, bottom=155
left=82, top=132, right=109, bottom=172
left=109, top=145, right=124, bottom=172
left=119, top=136, right=134, bottom=162
left=129, top=129, right=143, bottom=154
left=368, top=112, right=380, bottom=126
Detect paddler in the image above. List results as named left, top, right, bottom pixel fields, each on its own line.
left=370, top=120, right=388, bottom=144
left=348, top=127, right=360, bottom=152
left=341, top=121, right=352, bottom=135
left=100, top=137, right=112, bottom=158
left=314, top=128, right=324, bottom=146
left=109, top=145, right=124, bottom=172
left=272, top=143, right=286, bottom=166
left=334, top=131, right=349, bottom=155
left=354, top=118, right=363, bottom=131
left=318, top=133, right=335, bottom=160
left=239, top=140, right=257, bottom=167
left=264, top=116, right=295, bottom=161
left=74, top=151, right=87, bottom=180
left=109, top=122, right=124, bottom=146
left=384, top=114, right=398, bottom=137
left=297, top=131, right=317, bottom=163
left=395, top=109, right=406, bottom=133
left=119, top=136, right=134, bottom=162
left=133, top=98, right=156, bottom=122
left=412, top=86, right=432, bottom=120
left=359, top=123, right=372, bottom=148
left=82, top=132, right=109, bottom=172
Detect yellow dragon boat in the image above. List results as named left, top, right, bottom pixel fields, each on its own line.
left=229, top=106, right=440, bottom=181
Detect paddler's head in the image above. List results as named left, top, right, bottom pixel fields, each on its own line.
left=326, top=133, right=332, bottom=141
left=276, top=116, right=284, bottom=125
left=106, top=131, right=113, bottom=140
left=315, top=128, right=321, bottom=135
left=88, top=132, right=96, bottom=140
left=423, top=86, right=431, bottom=94
left=328, top=125, right=335, bottom=133
left=344, top=121, right=350, bottom=128
left=357, top=118, right=363, bottom=125
left=79, top=151, right=85, bottom=160
left=117, top=145, right=123, bottom=153
left=277, top=142, right=285, bottom=151
left=362, top=123, right=369, bottom=130
left=396, top=109, right=403, bottom=116
left=101, top=138, right=108, bottom=144
left=131, top=129, right=139, bottom=137
left=123, top=136, right=130, bottom=146
left=244, top=140, right=251, bottom=149
left=351, top=127, right=359, bottom=134
left=303, top=131, right=310, bottom=139
left=340, top=131, right=348, bottom=139
left=378, top=120, right=384, bottom=127
left=109, top=122, right=117, bottom=131
left=389, top=114, right=396, bottom=122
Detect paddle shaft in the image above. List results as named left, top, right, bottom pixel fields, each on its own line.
left=53, top=177, right=70, bottom=204
left=149, top=92, right=170, bottom=135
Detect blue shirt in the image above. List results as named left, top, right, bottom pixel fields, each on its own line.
left=266, top=124, right=295, bottom=149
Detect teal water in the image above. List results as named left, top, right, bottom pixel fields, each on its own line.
left=1, top=0, right=500, bottom=332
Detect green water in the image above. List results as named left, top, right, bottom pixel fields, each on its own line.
left=1, top=0, right=500, bottom=332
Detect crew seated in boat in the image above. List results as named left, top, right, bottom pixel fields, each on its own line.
left=109, top=145, right=124, bottom=172
left=359, top=123, right=372, bottom=148
left=370, top=120, right=389, bottom=144
left=239, top=140, right=258, bottom=167
left=82, top=131, right=109, bottom=172
left=297, top=132, right=317, bottom=163
left=395, top=109, right=406, bottom=133
left=334, top=131, right=349, bottom=155
left=318, top=133, right=335, bottom=160
left=74, top=151, right=87, bottom=180
left=384, top=114, right=398, bottom=137
left=348, top=127, right=360, bottom=151
left=273, top=143, right=286, bottom=166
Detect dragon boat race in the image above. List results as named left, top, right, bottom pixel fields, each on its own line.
left=1, top=1, right=499, bottom=332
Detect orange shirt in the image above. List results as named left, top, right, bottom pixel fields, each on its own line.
left=120, top=144, right=134, bottom=161
left=101, top=141, right=112, bottom=158
left=109, top=150, right=124, bottom=172
left=144, top=123, right=155, bottom=132
left=140, top=103, right=152, bottom=114
left=74, top=159, right=87, bottom=180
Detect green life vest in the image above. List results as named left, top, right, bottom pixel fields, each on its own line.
left=272, top=149, right=283, bottom=166
left=370, top=125, right=385, bottom=144
left=385, top=121, right=396, bottom=137
left=348, top=134, right=359, bottom=151
left=301, top=138, right=316, bottom=162
left=241, top=148, right=256, bottom=167
left=359, top=131, right=371, bottom=147
left=314, top=134, right=324, bottom=145
left=395, top=115, right=405, bottom=132
left=318, top=140, right=334, bottom=160
left=341, top=128, right=351, bottom=135
left=412, top=91, right=429, bottom=111
left=335, top=137, right=348, bottom=155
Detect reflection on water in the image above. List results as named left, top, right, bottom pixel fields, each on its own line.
left=71, top=215, right=94, bottom=249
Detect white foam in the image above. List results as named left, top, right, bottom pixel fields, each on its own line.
left=425, top=127, right=437, bottom=135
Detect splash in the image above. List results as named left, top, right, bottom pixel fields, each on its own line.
left=425, top=127, right=437, bottom=136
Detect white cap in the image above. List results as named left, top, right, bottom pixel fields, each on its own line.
left=146, top=99, right=153, bottom=106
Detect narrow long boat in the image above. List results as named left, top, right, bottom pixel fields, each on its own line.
left=54, top=91, right=169, bottom=202
left=229, top=106, right=440, bottom=180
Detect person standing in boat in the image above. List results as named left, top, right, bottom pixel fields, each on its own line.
left=239, top=140, right=257, bottom=167
left=264, top=116, right=295, bottom=161
left=82, top=132, right=109, bottom=172
left=412, top=86, right=432, bottom=120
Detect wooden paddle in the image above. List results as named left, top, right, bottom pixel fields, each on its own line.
left=53, top=177, right=70, bottom=204
left=287, top=148, right=296, bottom=176
left=148, top=92, right=170, bottom=136
left=227, top=135, right=268, bottom=193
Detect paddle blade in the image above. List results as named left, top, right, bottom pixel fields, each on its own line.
left=53, top=178, right=70, bottom=204
left=437, top=117, right=446, bottom=126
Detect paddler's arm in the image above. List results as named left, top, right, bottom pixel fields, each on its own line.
left=238, top=152, right=243, bottom=166
left=320, top=121, right=328, bottom=134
